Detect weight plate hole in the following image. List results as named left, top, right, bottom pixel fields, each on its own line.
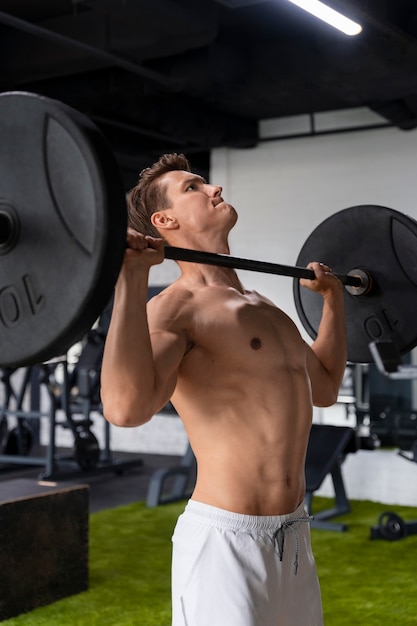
left=0, top=205, right=20, bottom=254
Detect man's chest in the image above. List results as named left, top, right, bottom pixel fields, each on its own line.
left=186, top=289, right=302, bottom=362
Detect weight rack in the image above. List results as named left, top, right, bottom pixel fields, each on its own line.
left=0, top=358, right=143, bottom=480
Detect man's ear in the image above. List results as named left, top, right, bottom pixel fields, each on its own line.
left=151, top=211, right=178, bottom=231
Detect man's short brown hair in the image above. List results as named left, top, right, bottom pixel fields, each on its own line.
left=127, top=153, right=191, bottom=237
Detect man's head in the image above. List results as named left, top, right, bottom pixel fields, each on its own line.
left=128, top=153, right=237, bottom=249
left=127, top=153, right=191, bottom=238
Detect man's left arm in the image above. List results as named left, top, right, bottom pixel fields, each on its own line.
left=301, top=261, right=347, bottom=407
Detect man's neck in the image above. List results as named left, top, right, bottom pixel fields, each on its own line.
left=176, top=260, right=244, bottom=291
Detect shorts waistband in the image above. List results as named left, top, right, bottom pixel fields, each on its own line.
left=184, top=499, right=308, bottom=533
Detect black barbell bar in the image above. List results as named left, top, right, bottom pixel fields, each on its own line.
left=164, top=245, right=370, bottom=294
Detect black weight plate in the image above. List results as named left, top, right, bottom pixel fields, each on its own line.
left=0, top=91, right=127, bottom=368
left=378, top=511, right=407, bottom=541
left=293, top=205, right=417, bottom=363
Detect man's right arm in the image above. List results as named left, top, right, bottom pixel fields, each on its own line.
left=100, top=231, right=186, bottom=427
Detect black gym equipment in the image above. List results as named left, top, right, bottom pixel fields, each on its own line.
left=305, top=424, right=358, bottom=532
left=0, top=367, right=35, bottom=458
left=3, top=421, right=33, bottom=456
left=0, top=479, right=89, bottom=621
left=1, top=91, right=417, bottom=367
left=368, top=339, right=417, bottom=541
left=370, top=511, right=417, bottom=541
left=369, top=340, right=417, bottom=380
left=0, top=301, right=143, bottom=479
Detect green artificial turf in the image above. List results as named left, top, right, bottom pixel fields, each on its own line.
left=3, top=497, right=417, bottom=625
left=311, top=499, right=417, bottom=625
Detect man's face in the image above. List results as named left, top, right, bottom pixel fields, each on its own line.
left=156, top=170, right=237, bottom=240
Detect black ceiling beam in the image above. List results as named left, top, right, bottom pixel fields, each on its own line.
left=91, top=114, right=192, bottom=147
left=0, top=10, right=178, bottom=89
left=17, top=67, right=258, bottom=152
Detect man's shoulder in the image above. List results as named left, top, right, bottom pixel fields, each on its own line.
left=149, top=281, right=194, bottom=304
left=147, top=281, right=195, bottom=322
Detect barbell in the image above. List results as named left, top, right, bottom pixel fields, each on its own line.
left=1, top=91, right=417, bottom=367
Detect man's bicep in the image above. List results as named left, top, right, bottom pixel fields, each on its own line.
left=305, top=343, right=338, bottom=407
left=146, top=287, right=191, bottom=408
left=149, top=327, right=188, bottom=405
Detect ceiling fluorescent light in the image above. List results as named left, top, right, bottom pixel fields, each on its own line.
left=287, top=0, right=362, bottom=36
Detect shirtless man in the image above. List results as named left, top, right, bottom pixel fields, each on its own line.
left=101, top=153, right=347, bottom=626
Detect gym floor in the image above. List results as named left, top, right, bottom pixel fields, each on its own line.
left=0, top=449, right=184, bottom=513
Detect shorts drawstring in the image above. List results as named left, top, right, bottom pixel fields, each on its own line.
left=273, top=516, right=313, bottom=575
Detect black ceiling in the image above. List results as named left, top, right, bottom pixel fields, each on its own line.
left=1, top=0, right=417, bottom=187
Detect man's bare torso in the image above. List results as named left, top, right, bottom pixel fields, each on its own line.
left=148, top=277, right=313, bottom=516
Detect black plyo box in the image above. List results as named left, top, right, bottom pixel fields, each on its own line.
left=0, top=479, right=89, bottom=620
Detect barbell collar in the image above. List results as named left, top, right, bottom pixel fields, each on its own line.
left=345, top=269, right=372, bottom=296
left=164, top=245, right=365, bottom=289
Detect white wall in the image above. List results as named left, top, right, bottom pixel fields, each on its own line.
left=210, top=117, right=417, bottom=330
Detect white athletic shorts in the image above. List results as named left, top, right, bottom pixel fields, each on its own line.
left=171, top=499, right=324, bottom=626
